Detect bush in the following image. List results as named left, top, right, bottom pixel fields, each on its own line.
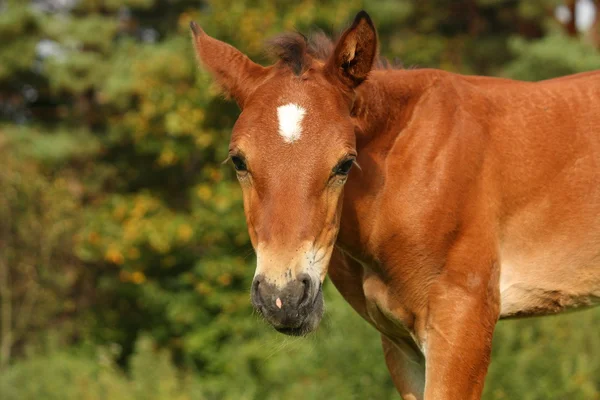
left=0, top=337, right=205, bottom=400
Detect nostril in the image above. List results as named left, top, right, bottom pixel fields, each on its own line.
left=298, top=274, right=312, bottom=307
left=252, top=275, right=264, bottom=306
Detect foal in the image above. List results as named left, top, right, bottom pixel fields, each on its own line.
left=190, top=11, right=600, bottom=399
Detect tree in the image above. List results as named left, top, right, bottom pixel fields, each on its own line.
left=1, top=1, right=599, bottom=398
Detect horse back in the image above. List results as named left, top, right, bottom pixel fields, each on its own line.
left=479, top=71, right=600, bottom=317
left=349, top=68, right=600, bottom=318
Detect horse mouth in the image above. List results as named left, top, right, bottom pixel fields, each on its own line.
left=275, top=326, right=308, bottom=336
left=260, top=285, right=324, bottom=337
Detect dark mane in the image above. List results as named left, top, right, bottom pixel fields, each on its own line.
left=266, top=30, right=400, bottom=75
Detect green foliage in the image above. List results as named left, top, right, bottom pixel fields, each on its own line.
left=1, top=0, right=600, bottom=399
left=0, top=131, right=88, bottom=363
left=504, top=34, right=600, bottom=80
left=0, top=3, right=41, bottom=81
left=487, top=309, right=600, bottom=399
left=3, top=125, right=101, bottom=163
left=0, top=337, right=204, bottom=400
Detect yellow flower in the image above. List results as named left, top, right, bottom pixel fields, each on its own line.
left=131, top=200, right=148, bottom=218
left=105, top=246, right=124, bottom=265
left=196, top=185, right=212, bottom=201
left=149, top=233, right=170, bottom=254
left=218, top=273, right=232, bottom=286
left=88, top=231, right=100, bottom=244
left=209, top=168, right=222, bottom=182
left=131, top=271, right=146, bottom=284
left=195, top=133, right=213, bottom=148
left=113, top=205, right=127, bottom=220
left=123, top=220, right=140, bottom=242
left=158, top=148, right=177, bottom=166
left=195, top=282, right=212, bottom=296
left=214, top=195, right=231, bottom=211
left=177, top=224, right=193, bottom=242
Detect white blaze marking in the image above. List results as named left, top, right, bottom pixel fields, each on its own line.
left=276, top=297, right=282, bottom=309
left=277, top=103, right=305, bottom=143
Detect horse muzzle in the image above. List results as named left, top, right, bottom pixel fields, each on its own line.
left=251, top=273, right=324, bottom=336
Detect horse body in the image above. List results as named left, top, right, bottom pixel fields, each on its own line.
left=488, top=72, right=600, bottom=317
left=336, top=67, right=600, bottom=316
left=331, top=68, right=600, bottom=398
left=190, top=12, right=600, bottom=399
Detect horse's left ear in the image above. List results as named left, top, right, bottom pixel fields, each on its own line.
left=326, top=11, right=377, bottom=90
left=190, top=22, right=269, bottom=108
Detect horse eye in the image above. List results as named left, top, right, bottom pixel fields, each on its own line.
left=335, top=159, right=354, bottom=176
left=231, top=155, right=247, bottom=172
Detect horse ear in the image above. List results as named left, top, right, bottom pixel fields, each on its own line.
left=190, top=22, right=268, bottom=108
left=326, top=11, right=377, bottom=90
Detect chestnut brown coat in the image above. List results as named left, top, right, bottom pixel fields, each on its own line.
left=191, top=11, right=600, bottom=400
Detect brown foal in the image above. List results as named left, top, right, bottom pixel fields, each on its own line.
left=190, top=11, right=600, bottom=399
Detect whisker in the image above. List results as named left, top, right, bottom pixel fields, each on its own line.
left=243, top=247, right=256, bottom=259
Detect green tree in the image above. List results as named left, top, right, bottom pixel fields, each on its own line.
left=1, top=0, right=599, bottom=398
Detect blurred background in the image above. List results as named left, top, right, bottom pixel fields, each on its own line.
left=0, top=0, right=599, bottom=399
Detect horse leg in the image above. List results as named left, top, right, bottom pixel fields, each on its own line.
left=329, top=249, right=426, bottom=398
left=422, top=243, right=501, bottom=399
left=381, top=334, right=425, bottom=400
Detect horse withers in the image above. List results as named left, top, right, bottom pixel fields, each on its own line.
left=190, top=11, right=600, bottom=400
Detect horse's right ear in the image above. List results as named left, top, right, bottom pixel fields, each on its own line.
left=190, top=22, right=269, bottom=108
left=326, top=11, right=377, bottom=90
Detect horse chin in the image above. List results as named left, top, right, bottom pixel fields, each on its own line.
left=274, top=287, right=324, bottom=337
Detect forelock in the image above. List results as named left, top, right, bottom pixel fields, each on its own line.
left=266, top=31, right=334, bottom=76
left=266, top=29, right=401, bottom=75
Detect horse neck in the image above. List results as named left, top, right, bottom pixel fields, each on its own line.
left=352, top=69, right=441, bottom=147
left=337, top=69, right=444, bottom=261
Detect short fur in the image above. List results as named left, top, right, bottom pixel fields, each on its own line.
left=191, top=11, right=600, bottom=400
